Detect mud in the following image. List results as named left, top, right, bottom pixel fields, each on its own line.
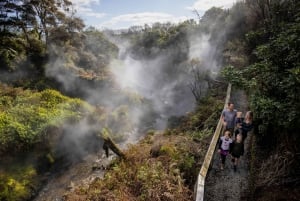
left=204, top=89, right=250, bottom=201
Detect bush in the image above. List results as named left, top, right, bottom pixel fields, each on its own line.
left=0, top=164, right=38, bottom=201
left=0, top=85, right=93, bottom=155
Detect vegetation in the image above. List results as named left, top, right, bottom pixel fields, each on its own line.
left=0, top=83, right=92, bottom=154
left=0, top=0, right=118, bottom=90
left=63, top=92, right=224, bottom=201
left=0, top=83, right=94, bottom=200
left=0, top=163, right=38, bottom=201
left=0, top=82, right=154, bottom=201
left=0, top=0, right=299, bottom=200
left=221, top=0, right=300, bottom=200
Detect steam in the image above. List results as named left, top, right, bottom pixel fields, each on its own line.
left=109, top=41, right=196, bottom=129
left=53, top=117, right=103, bottom=163
left=188, top=34, right=219, bottom=74
left=44, top=29, right=219, bottom=140
left=43, top=17, right=232, bottom=163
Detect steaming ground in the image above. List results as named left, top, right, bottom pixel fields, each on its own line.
left=35, top=27, right=226, bottom=200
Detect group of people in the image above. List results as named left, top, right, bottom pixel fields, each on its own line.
left=217, top=102, right=253, bottom=172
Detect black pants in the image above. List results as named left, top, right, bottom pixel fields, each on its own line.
left=220, top=153, right=227, bottom=164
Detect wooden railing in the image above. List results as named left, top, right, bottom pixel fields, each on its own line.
left=194, top=84, right=232, bottom=201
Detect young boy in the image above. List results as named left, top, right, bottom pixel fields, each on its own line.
left=234, top=111, right=243, bottom=139
left=218, top=130, right=233, bottom=170
left=230, top=133, right=244, bottom=172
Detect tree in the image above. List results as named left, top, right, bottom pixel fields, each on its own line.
left=222, top=0, right=300, bottom=143
left=22, top=0, right=73, bottom=45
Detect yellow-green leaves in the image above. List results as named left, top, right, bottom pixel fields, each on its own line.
left=0, top=86, right=92, bottom=154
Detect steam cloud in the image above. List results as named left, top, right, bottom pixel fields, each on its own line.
left=44, top=21, right=228, bottom=160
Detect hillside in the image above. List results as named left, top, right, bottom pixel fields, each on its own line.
left=0, top=0, right=299, bottom=201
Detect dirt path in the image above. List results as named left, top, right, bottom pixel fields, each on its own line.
left=204, top=89, right=250, bottom=201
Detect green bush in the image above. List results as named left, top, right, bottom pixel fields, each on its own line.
left=0, top=164, right=38, bottom=201
left=0, top=86, right=93, bottom=154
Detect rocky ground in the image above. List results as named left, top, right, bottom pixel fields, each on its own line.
left=33, top=152, right=112, bottom=201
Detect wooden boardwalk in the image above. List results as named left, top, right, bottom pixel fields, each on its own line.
left=204, top=89, right=251, bottom=201
left=194, top=84, right=231, bottom=201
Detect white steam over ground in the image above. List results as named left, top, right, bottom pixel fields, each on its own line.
left=34, top=24, right=224, bottom=201
left=188, top=34, right=219, bottom=75
left=44, top=27, right=223, bottom=151
left=111, top=56, right=193, bottom=110
left=109, top=43, right=194, bottom=129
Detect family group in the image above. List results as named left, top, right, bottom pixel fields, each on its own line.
left=218, top=102, right=253, bottom=172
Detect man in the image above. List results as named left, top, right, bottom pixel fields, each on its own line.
left=221, top=102, right=237, bottom=134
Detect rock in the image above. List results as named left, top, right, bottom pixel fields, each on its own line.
left=150, top=143, right=162, bottom=157
left=92, top=162, right=104, bottom=171
left=66, top=181, right=75, bottom=191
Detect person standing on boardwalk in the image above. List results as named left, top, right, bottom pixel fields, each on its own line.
left=234, top=111, right=243, bottom=139
left=218, top=130, right=233, bottom=170
left=221, top=102, right=237, bottom=134
left=230, top=133, right=244, bottom=172
left=236, top=111, right=253, bottom=143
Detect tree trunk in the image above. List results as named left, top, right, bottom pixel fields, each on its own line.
left=101, top=128, right=126, bottom=159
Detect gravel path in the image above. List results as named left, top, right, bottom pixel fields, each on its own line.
left=204, top=89, right=250, bottom=201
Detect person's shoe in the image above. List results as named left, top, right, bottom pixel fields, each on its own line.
left=220, top=164, right=224, bottom=170
left=233, top=165, right=237, bottom=172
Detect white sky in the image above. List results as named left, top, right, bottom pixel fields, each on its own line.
left=70, top=0, right=238, bottom=29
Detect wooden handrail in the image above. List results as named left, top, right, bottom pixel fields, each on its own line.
left=194, top=83, right=231, bottom=201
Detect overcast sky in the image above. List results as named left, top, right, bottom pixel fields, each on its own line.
left=70, top=0, right=238, bottom=29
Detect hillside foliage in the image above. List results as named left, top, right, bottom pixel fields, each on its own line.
left=222, top=0, right=300, bottom=145
left=0, top=0, right=299, bottom=200
left=0, top=84, right=93, bottom=155
left=221, top=0, right=300, bottom=199
left=64, top=94, right=224, bottom=201
left=0, top=83, right=94, bottom=200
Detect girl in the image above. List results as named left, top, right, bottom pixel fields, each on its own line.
left=230, top=133, right=244, bottom=172
left=218, top=130, right=233, bottom=170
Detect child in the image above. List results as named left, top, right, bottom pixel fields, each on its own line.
left=218, top=130, right=233, bottom=170
left=230, top=133, right=244, bottom=172
left=234, top=111, right=243, bottom=139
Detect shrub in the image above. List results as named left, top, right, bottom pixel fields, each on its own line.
left=0, top=85, right=93, bottom=154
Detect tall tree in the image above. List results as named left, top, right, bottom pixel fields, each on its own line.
left=23, top=0, right=73, bottom=45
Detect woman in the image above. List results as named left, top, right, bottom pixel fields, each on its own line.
left=240, top=111, right=253, bottom=142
